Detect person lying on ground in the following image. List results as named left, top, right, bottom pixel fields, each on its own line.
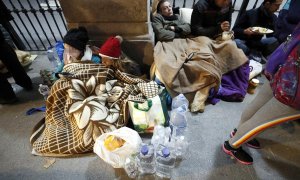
left=152, top=0, right=191, bottom=42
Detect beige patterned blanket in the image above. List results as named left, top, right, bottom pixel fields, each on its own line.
left=30, top=62, right=158, bottom=156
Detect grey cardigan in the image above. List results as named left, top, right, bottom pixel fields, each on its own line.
left=152, top=14, right=191, bottom=41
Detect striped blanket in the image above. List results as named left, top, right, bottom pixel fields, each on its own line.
left=30, top=62, right=158, bottom=156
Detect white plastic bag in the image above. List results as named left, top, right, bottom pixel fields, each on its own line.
left=128, top=95, right=168, bottom=133
left=249, top=60, right=263, bottom=80
left=93, top=127, right=142, bottom=168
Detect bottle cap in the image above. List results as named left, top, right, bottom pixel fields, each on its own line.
left=162, top=147, right=170, bottom=157
left=141, top=145, right=149, bottom=155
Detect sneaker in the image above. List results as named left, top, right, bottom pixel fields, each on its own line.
left=222, top=141, right=253, bottom=165
left=230, top=129, right=261, bottom=149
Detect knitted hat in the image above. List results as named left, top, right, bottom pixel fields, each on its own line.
left=99, top=36, right=123, bottom=59
left=63, top=27, right=89, bottom=52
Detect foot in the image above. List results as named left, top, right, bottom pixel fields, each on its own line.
left=230, top=128, right=261, bottom=149
left=190, top=102, right=205, bottom=113
left=222, top=141, right=253, bottom=165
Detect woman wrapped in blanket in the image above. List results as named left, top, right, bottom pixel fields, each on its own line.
left=57, top=27, right=141, bottom=77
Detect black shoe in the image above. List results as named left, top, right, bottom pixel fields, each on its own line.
left=230, top=129, right=261, bottom=149
left=222, top=141, right=253, bottom=165
left=0, top=97, right=18, bottom=104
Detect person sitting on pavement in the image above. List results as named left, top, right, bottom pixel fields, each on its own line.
left=274, top=0, right=300, bottom=43
left=191, top=0, right=232, bottom=39
left=152, top=0, right=191, bottom=42
left=233, top=0, right=282, bottom=57
left=57, top=28, right=141, bottom=78
left=0, top=31, right=32, bottom=104
left=62, top=26, right=100, bottom=66
left=190, top=0, right=250, bottom=103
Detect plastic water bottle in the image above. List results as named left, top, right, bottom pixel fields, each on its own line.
left=55, top=41, right=64, bottom=63
left=170, top=105, right=188, bottom=138
left=38, top=84, right=50, bottom=100
left=47, top=47, right=59, bottom=70
left=155, top=146, right=175, bottom=178
left=151, top=126, right=171, bottom=149
left=172, top=94, right=189, bottom=110
left=136, top=144, right=155, bottom=174
left=124, top=154, right=139, bottom=178
left=171, top=136, right=189, bottom=159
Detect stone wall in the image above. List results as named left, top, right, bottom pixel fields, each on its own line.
left=59, top=0, right=154, bottom=66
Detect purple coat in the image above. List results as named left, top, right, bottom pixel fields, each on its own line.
left=265, top=23, right=300, bottom=80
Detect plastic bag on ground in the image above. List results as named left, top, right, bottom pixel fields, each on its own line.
left=94, top=127, right=142, bottom=168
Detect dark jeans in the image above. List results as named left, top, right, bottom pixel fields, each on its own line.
left=235, top=37, right=279, bottom=56
left=0, top=40, right=32, bottom=100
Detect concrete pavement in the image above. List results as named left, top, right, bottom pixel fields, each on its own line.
left=0, top=53, right=299, bottom=180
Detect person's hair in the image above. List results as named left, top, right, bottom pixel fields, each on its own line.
left=156, top=0, right=169, bottom=14
left=263, top=0, right=277, bottom=5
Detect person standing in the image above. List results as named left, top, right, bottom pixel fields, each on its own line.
left=0, top=31, right=32, bottom=104
left=0, top=1, right=32, bottom=104
left=223, top=24, right=300, bottom=165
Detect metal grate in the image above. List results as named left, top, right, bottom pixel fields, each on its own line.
left=1, top=0, right=67, bottom=51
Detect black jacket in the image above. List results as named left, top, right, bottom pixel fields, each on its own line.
left=233, top=5, right=277, bottom=42
left=0, top=1, right=13, bottom=24
left=191, top=0, right=232, bottom=38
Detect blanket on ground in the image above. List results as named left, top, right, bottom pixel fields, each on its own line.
left=154, top=36, right=248, bottom=111
left=30, top=63, right=158, bottom=156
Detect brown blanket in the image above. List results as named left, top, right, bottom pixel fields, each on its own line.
left=154, top=36, right=248, bottom=112
left=30, top=63, right=158, bottom=156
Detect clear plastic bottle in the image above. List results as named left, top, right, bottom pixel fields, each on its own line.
left=47, top=47, right=60, bottom=70
left=171, top=94, right=189, bottom=110
left=136, top=144, right=155, bottom=174
left=124, top=154, right=139, bottom=178
left=172, top=136, right=189, bottom=159
left=38, top=84, right=50, bottom=100
left=151, top=126, right=172, bottom=149
left=151, top=125, right=165, bottom=149
left=155, top=146, right=175, bottom=178
left=170, top=105, right=188, bottom=138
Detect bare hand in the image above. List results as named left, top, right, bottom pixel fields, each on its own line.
left=169, top=26, right=175, bottom=31
left=221, top=21, right=230, bottom=32
left=244, top=27, right=260, bottom=36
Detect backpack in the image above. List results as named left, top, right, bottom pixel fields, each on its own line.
left=270, top=44, right=300, bottom=110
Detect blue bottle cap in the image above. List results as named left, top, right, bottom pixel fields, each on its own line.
left=162, top=147, right=170, bottom=158
left=141, top=145, right=149, bottom=155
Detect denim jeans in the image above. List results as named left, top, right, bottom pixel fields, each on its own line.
left=235, top=37, right=278, bottom=56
